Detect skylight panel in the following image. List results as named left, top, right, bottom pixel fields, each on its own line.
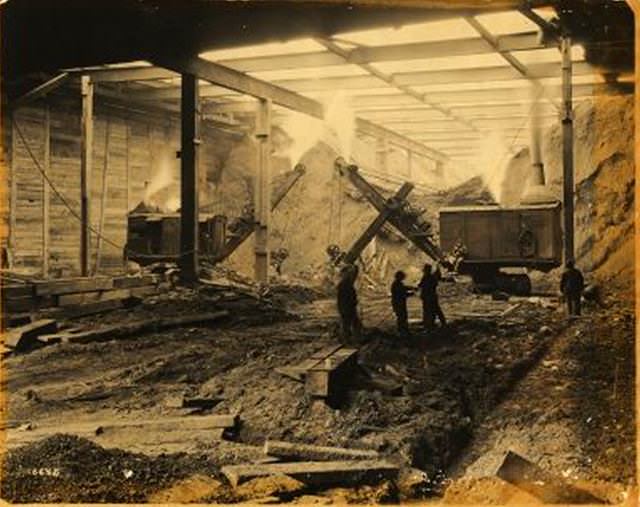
left=200, top=38, right=324, bottom=61
left=336, top=18, right=478, bottom=46
left=472, top=11, right=538, bottom=35
left=371, top=53, right=506, bottom=74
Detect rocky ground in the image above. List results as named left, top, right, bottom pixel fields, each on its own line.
left=1, top=274, right=634, bottom=503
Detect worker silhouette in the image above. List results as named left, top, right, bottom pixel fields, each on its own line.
left=337, top=264, right=361, bottom=340
left=391, top=270, right=414, bottom=336
left=418, top=263, right=447, bottom=330
left=560, top=260, right=584, bottom=316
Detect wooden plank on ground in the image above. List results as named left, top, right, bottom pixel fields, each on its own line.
left=34, top=277, right=114, bottom=296
left=275, top=344, right=344, bottom=383
left=43, top=310, right=230, bottom=345
left=41, top=298, right=125, bottom=319
left=57, top=288, right=132, bottom=306
left=112, top=274, right=157, bottom=289
left=221, top=460, right=398, bottom=488
left=306, top=348, right=359, bottom=398
left=102, top=414, right=238, bottom=432
left=2, top=285, right=35, bottom=298
left=4, top=319, right=57, bottom=350
left=264, top=440, right=379, bottom=462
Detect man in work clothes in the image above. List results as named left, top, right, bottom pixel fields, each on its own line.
left=391, top=270, right=415, bottom=336
left=560, top=260, right=585, bottom=316
left=418, top=263, right=447, bottom=330
left=337, top=264, right=361, bottom=340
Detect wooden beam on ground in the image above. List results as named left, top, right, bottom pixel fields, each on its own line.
left=221, top=460, right=399, bottom=489
left=35, top=276, right=114, bottom=296
left=264, top=440, right=380, bottom=462
left=5, top=319, right=57, bottom=351
left=179, top=74, right=200, bottom=282
left=150, top=54, right=324, bottom=119
left=41, top=310, right=229, bottom=345
left=80, top=76, right=93, bottom=277
left=306, top=347, right=359, bottom=402
left=13, top=73, right=70, bottom=109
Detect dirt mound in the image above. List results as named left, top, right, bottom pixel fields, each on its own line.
left=1, top=434, right=220, bottom=502
left=444, top=176, right=496, bottom=206
left=502, top=95, right=634, bottom=286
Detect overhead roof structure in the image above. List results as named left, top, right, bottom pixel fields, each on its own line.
left=16, top=5, right=636, bottom=171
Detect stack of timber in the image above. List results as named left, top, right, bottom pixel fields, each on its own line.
left=276, top=345, right=359, bottom=407
left=2, top=274, right=163, bottom=325
left=221, top=440, right=396, bottom=490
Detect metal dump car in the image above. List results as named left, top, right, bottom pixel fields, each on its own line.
left=439, top=202, right=563, bottom=294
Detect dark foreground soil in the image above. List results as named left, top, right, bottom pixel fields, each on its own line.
left=0, top=280, right=634, bottom=503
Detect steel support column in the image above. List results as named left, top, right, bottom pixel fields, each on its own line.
left=179, top=73, right=200, bottom=282
left=80, top=76, right=94, bottom=277
left=254, top=98, right=272, bottom=283
left=561, top=36, right=574, bottom=264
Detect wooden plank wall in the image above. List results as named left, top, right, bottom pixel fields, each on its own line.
left=6, top=94, right=237, bottom=278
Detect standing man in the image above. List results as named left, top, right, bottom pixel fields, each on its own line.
left=560, top=260, right=584, bottom=316
left=391, top=270, right=414, bottom=336
left=337, top=264, right=361, bottom=340
left=418, top=263, right=447, bottom=330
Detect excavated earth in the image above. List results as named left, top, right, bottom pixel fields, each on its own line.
left=1, top=272, right=634, bottom=503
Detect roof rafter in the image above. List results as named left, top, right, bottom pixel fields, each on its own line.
left=464, top=15, right=559, bottom=111
left=315, top=36, right=481, bottom=134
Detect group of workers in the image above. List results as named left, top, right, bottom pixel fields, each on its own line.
left=337, top=262, right=447, bottom=339
left=337, top=259, right=585, bottom=340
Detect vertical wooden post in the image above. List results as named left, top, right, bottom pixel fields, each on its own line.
left=94, top=119, right=110, bottom=274
left=80, top=76, right=94, bottom=277
left=124, top=119, right=130, bottom=268
left=254, top=98, right=272, bottom=284
left=561, top=36, right=574, bottom=265
left=9, top=115, right=18, bottom=268
left=179, top=73, right=200, bottom=282
left=42, top=105, right=51, bottom=278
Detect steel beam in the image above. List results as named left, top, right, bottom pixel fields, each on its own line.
left=254, top=98, right=272, bottom=283
left=88, top=66, right=176, bottom=82
left=151, top=54, right=324, bottom=119
left=561, top=37, right=574, bottom=264
left=13, top=73, right=70, bottom=108
left=179, top=73, right=200, bottom=282
left=316, top=37, right=480, bottom=134
left=343, top=182, right=414, bottom=265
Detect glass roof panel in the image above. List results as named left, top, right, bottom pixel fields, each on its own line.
left=515, top=45, right=585, bottom=64
left=200, top=38, right=324, bottom=61
left=335, top=18, right=478, bottom=46
left=249, top=64, right=369, bottom=81
left=371, top=53, right=507, bottom=74
left=472, top=11, right=538, bottom=35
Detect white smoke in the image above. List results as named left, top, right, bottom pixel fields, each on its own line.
left=278, top=91, right=356, bottom=165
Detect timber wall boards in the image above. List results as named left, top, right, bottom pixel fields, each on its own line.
left=6, top=94, right=236, bottom=278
